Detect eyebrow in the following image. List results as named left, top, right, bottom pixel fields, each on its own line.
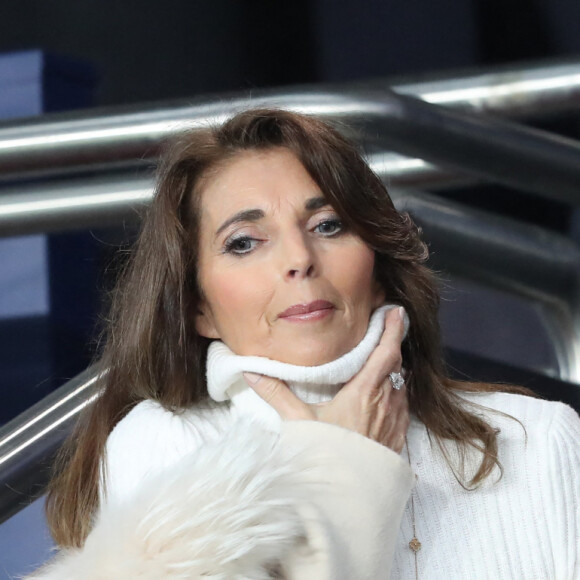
left=214, top=196, right=331, bottom=238
left=305, top=196, right=330, bottom=211
left=215, top=209, right=265, bottom=238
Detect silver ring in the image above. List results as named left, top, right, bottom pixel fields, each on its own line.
left=388, top=371, right=405, bottom=390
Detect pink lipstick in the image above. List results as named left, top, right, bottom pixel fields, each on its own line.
left=278, top=300, right=335, bottom=322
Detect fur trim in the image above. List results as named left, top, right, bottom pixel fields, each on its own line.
left=25, top=422, right=310, bottom=579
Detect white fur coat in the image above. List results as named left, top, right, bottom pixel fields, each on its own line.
left=26, top=420, right=413, bottom=579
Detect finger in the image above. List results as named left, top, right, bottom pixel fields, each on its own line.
left=343, top=307, right=405, bottom=398
left=243, top=373, right=313, bottom=421
left=368, top=373, right=408, bottom=444
left=380, top=389, right=409, bottom=452
left=368, top=387, right=389, bottom=440
left=383, top=375, right=407, bottom=419
left=386, top=370, right=408, bottom=410
left=366, top=307, right=405, bottom=377
left=377, top=307, right=406, bottom=371
left=391, top=397, right=410, bottom=453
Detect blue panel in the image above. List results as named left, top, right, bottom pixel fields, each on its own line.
left=0, top=498, right=54, bottom=580
left=0, top=50, right=98, bottom=423
left=0, top=49, right=97, bottom=118
left=0, top=50, right=44, bottom=118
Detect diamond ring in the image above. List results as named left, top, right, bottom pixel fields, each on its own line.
left=389, top=371, right=405, bottom=390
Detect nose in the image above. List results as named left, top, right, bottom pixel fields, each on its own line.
left=281, top=230, right=316, bottom=280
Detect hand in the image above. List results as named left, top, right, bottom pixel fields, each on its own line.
left=244, top=307, right=409, bottom=453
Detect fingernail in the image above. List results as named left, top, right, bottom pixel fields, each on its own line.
left=397, top=306, right=405, bottom=320
left=243, top=372, right=262, bottom=385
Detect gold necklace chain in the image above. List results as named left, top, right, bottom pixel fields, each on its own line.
left=405, top=436, right=421, bottom=580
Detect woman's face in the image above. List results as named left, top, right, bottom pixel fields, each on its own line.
left=195, top=147, right=385, bottom=365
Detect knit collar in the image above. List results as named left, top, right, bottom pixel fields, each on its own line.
left=206, top=304, right=405, bottom=429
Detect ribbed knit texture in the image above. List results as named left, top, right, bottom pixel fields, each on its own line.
left=392, top=391, right=580, bottom=580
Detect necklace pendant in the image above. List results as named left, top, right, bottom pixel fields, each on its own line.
left=409, top=537, right=422, bottom=552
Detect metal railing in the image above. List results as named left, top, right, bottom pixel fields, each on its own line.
left=1, top=58, right=579, bottom=181
left=3, top=95, right=580, bottom=235
left=2, top=59, right=580, bottom=237
left=0, top=368, right=100, bottom=523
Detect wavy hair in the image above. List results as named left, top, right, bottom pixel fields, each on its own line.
left=46, top=108, right=526, bottom=547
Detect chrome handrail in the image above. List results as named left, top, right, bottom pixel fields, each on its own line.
left=391, top=189, right=580, bottom=383
left=389, top=57, right=580, bottom=117
left=0, top=367, right=101, bottom=523
left=0, top=158, right=461, bottom=237
left=0, top=58, right=579, bottom=182
left=0, top=174, right=152, bottom=236
left=2, top=88, right=580, bottom=237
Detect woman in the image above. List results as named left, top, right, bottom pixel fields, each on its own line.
left=30, top=109, right=579, bottom=579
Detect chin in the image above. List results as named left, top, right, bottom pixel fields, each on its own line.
left=271, top=342, right=353, bottom=367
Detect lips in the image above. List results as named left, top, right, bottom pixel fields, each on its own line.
left=278, top=300, right=335, bottom=320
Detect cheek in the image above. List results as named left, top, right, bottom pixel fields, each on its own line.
left=332, top=245, right=378, bottom=300
left=203, top=266, right=273, bottom=335
left=205, top=275, right=245, bottom=321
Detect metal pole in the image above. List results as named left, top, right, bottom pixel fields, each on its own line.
left=0, top=175, right=152, bottom=236
left=2, top=88, right=580, bottom=234
left=0, top=367, right=101, bottom=524
left=0, top=156, right=466, bottom=237
left=0, top=58, right=579, bottom=181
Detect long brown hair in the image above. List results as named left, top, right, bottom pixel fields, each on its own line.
left=47, top=108, right=527, bottom=547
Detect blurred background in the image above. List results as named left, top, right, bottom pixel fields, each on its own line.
left=1, top=0, right=579, bottom=105
left=1, top=1, right=579, bottom=577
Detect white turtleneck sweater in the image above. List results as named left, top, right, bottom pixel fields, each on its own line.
left=99, top=305, right=580, bottom=579
left=103, top=305, right=405, bottom=500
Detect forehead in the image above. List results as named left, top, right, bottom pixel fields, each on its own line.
left=196, top=148, right=323, bottom=217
